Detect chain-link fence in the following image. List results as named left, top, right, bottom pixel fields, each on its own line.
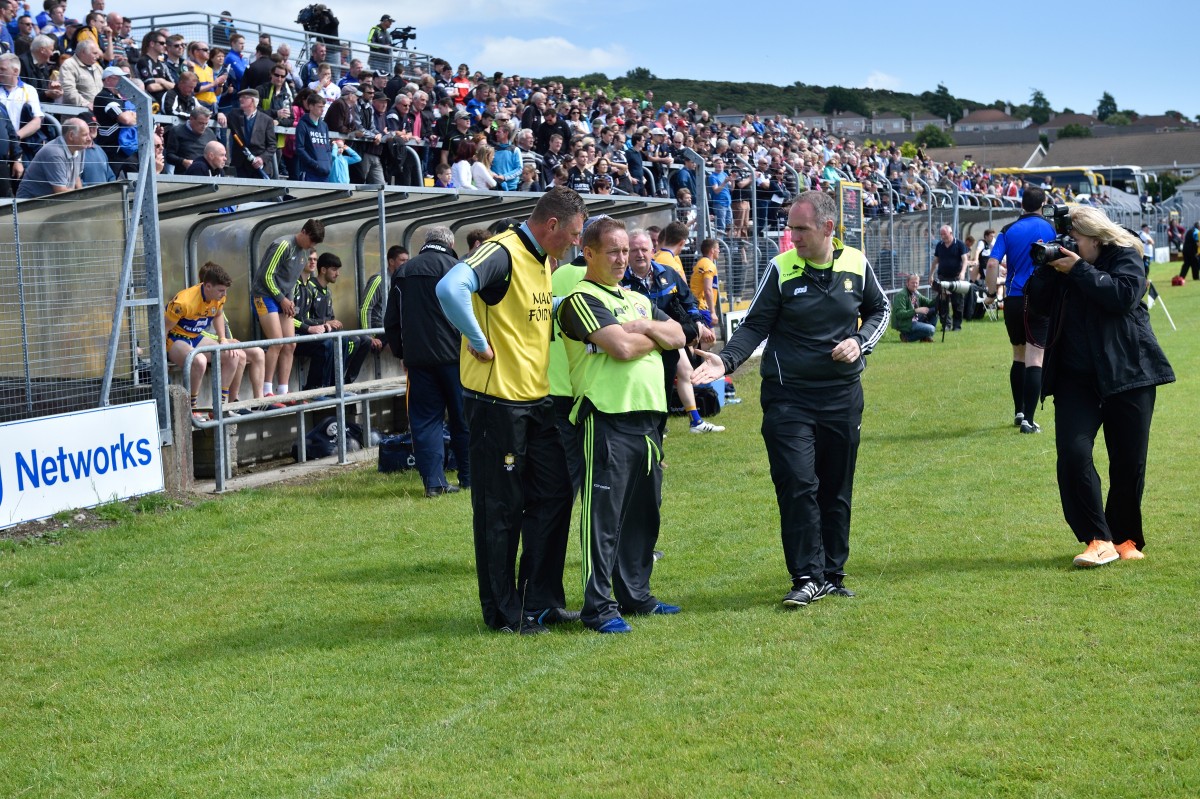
left=0, top=187, right=157, bottom=425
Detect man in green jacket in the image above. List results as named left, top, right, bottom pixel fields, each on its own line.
left=891, top=273, right=936, bottom=342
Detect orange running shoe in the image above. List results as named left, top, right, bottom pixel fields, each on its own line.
left=1114, top=540, right=1145, bottom=560
left=1073, top=539, right=1119, bottom=568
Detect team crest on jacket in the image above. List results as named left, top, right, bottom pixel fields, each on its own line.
left=503, top=452, right=516, bottom=471
left=636, top=304, right=648, bottom=318
left=843, top=278, right=854, bottom=292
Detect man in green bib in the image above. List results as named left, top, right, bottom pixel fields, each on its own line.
left=557, top=218, right=686, bottom=634
left=693, top=191, right=890, bottom=607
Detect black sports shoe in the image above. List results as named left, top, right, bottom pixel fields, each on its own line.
left=425, top=484, right=461, bottom=497
left=1019, top=420, right=1042, bottom=434
left=532, top=607, right=581, bottom=625
left=782, top=580, right=830, bottom=607
left=1014, top=412, right=1024, bottom=427
left=652, top=550, right=664, bottom=562
left=826, top=580, right=856, bottom=598
left=500, top=616, right=549, bottom=635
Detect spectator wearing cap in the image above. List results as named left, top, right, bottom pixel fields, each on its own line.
left=16, top=115, right=87, bottom=199
left=163, top=105, right=218, bottom=173
left=75, top=110, right=113, bottom=186
left=92, top=65, right=137, bottom=177
left=367, top=14, right=392, bottom=73
left=438, top=108, right=471, bottom=167
left=325, top=82, right=362, bottom=138
left=226, top=88, right=276, bottom=178
left=60, top=39, right=103, bottom=107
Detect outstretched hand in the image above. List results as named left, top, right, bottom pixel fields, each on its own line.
left=690, top=349, right=725, bottom=384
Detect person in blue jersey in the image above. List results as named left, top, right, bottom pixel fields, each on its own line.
left=986, top=186, right=1056, bottom=434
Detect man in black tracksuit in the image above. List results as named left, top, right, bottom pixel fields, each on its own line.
left=293, top=253, right=371, bottom=391
left=694, top=191, right=890, bottom=606
left=384, top=227, right=470, bottom=496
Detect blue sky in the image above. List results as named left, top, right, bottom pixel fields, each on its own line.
left=120, top=0, right=1193, bottom=119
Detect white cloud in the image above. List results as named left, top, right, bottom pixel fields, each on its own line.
left=475, top=36, right=629, bottom=77
left=866, top=71, right=901, bottom=91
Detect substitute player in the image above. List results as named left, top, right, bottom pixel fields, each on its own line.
left=165, top=261, right=244, bottom=420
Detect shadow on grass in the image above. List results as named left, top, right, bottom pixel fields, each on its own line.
left=322, top=558, right=474, bottom=585
left=864, top=425, right=1009, bottom=443
left=866, top=552, right=1069, bottom=577
left=163, top=611, right=483, bottom=663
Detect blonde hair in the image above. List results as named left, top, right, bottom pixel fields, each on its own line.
left=1069, top=206, right=1142, bottom=251
left=476, top=143, right=494, bottom=168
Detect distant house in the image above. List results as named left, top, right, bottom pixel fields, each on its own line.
left=953, top=108, right=1030, bottom=132
left=795, top=109, right=827, bottom=130
left=1039, top=112, right=1098, bottom=135
left=910, top=113, right=946, bottom=131
left=1132, top=114, right=1192, bottom=132
left=829, top=111, right=867, bottom=134
left=871, top=111, right=905, bottom=135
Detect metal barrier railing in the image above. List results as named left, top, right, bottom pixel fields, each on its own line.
left=126, top=11, right=434, bottom=82
left=181, top=327, right=406, bottom=492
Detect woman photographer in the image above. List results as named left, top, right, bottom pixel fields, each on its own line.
left=1025, top=206, right=1174, bottom=568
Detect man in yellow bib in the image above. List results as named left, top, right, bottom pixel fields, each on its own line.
left=436, top=187, right=587, bottom=634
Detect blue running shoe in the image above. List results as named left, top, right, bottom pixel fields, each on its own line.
left=650, top=602, right=681, bottom=615
left=595, top=617, right=633, bottom=634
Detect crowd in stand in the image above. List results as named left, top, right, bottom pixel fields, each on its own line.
left=0, top=2, right=1104, bottom=227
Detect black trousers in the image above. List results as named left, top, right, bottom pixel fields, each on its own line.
left=551, top=394, right=584, bottom=497
left=1053, top=374, right=1156, bottom=547
left=761, top=381, right=863, bottom=586
left=1181, top=258, right=1199, bottom=280
left=464, top=396, right=572, bottom=630
left=936, top=290, right=964, bottom=330
left=294, top=336, right=371, bottom=391
left=579, top=410, right=663, bottom=628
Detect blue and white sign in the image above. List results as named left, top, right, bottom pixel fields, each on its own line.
left=0, top=401, right=164, bottom=529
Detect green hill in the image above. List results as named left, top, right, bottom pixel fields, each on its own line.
left=539, top=71, right=1049, bottom=128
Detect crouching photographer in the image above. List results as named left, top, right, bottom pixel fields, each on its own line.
left=1024, top=206, right=1175, bottom=569
left=891, top=273, right=937, bottom=342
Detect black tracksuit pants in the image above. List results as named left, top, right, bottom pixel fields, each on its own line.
left=579, top=410, right=664, bottom=628
left=464, top=395, right=572, bottom=630
left=1053, top=373, right=1156, bottom=548
left=761, top=381, right=863, bottom=587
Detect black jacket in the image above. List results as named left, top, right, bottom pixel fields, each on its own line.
left=295, top=276, right=336, bottom=333
left=383, top=242, right=461, bottom=367
left=1025, top=243, right=1174, bottom=400
left=719, top=243, right=890, bottom=389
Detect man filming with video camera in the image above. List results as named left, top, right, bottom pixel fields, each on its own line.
left=986, top=186, right=1056, bottom=434
left=929, top=225, right=969, bottom=332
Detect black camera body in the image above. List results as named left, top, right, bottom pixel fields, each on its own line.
left=390, top=26, right=417, bottom=48
left=1030, top=204, right=1077, bottom=266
